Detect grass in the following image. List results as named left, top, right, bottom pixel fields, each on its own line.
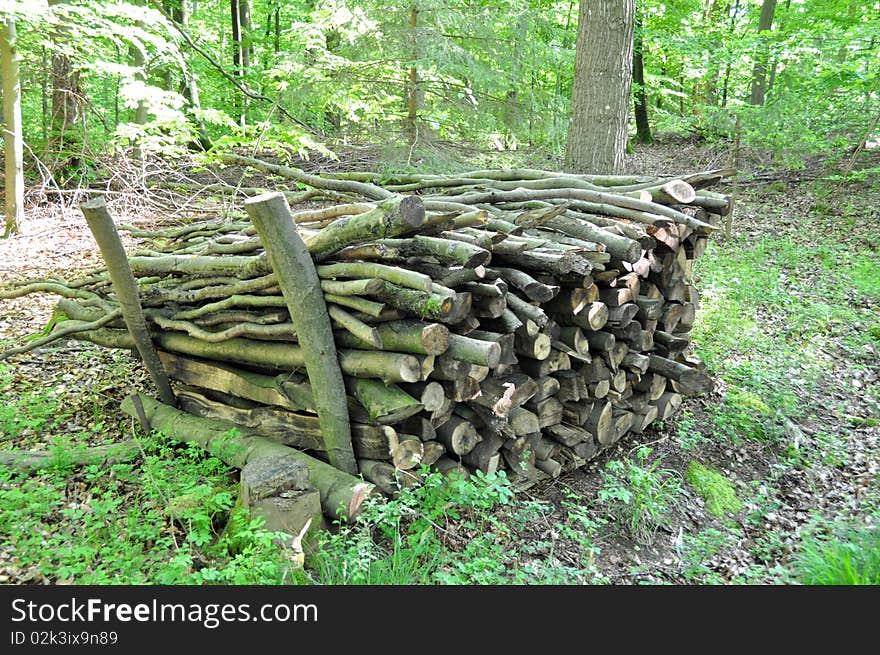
left=794, top=516, right=880, bottom=585
left=691, top=223, right=880, bottom=454
left=310, top=469, right=604, bottom=585
left=678, top=181, right=880, bottom=583
left=0, top=365, right=65, bottom=442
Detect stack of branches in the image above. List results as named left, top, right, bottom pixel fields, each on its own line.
left=1, top=158, right=732, bottom=504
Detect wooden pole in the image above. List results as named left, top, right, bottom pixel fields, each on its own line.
left=245, top=192, right=358, bottom=475
left=80, top=197, right=176, bottom=405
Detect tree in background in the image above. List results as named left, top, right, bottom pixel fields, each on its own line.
left=749, top=0, right=777, bottom=106
left=48, top=0, right=84, bottom=180
left=1, top=18, right=24, bottom=236
left=565, top=0, right=635, bottom=173
left=129, top=0, right=149, bottom=162
left=632, top=2, right=652, bottom=144
left=231, top=0, right=253, bottom=125
left=167, top=0, right=211, bottom=150
left=0, top=0, right=876, bottom=177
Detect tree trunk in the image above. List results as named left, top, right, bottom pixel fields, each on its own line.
left=48, top=0, right=83, bottom=179
left=406, top=4, right=420, bottom=146
left=231, top=0, right=252, bottom=124
left=564, top=0, right=635, bottom=173
left=720, top=0, right=741, bottom=108
left=172, top=0, right=211, bottom=149
left=632, top=9, right=652, bottom=144
left=748, top=0, right=777, bottom=106
left=41, top=45, right=49, bottom=139
left=129, top=1, right=149, bottom=162
left=1, top=19, right=24, bottom=237
left=274, top=6, right=280, bottom=53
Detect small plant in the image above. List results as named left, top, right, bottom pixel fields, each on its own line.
left=310, top=469, right=600, bottom=585
left=678, top=527, right=734, bottom=583
left=597, top=447, right=684, bottom=546
left=0, top=364, right=65, bottom=440
left=675, top=411, right=708, bottom=451
left=685, top=461, right=743, bottom=517
left=310, top=469, right=516, bottom=585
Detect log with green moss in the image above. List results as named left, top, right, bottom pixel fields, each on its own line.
left=246, top=193, right=358, bottom=473
left=0, top=159, right=732, bottom=490
left=305, top=195, right=426, bottom=259
left=121, top=393, right=372, bottom=520
left=157, top=351, right=315, bottom=412
left=66, top=325, right=423, bottom=383
left=333, top=320, right=449, bottom=355
left=345, top=378, right=424, bottom=425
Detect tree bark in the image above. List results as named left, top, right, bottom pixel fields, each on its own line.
left=1, top=19, right=24, bottom=237
left=749, top=0, right=777, bottom=106
left=48, top=0, right=83, bottom=178
left=564, top=0, right=635, bottom=173
left=0, top=441, right=140, bottom=475
left=245, top=192, right=357, bottom=475
left=632, top=9, right=652, bottom=144
left=129, top=1, right=149, bottom=162
left=171, top=0, right=211, bottom=149
left=231, top=0, right=252, bottom=124
left=406, top=4, right=420, bottom=146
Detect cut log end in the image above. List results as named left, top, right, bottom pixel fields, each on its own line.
left=399, top=195, right=427, bottom=227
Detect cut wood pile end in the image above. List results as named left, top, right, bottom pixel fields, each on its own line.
left=1, top=163, right=732, bottom=517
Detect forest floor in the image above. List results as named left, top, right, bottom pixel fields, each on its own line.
left=1, top=141, right=878, bottom=584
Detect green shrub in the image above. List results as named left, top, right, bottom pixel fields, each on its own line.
left=597, top=447, right=684, bottom=546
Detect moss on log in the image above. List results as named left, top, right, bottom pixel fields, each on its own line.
left=121, top=393, right=372, bottom=520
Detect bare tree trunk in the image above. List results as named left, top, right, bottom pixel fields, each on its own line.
left=1, top=19, right=24, bottom=237
left=231, top=0, right=252, bottom=125
left=172, top=0, right=211, bottom=149
left=748, top=0, right=777, bottom=106
left=764, top=0, right=790, bottom=99
left=699, top=0, right=725, bottom=105
left=553, top=0, right=577, bottom=151
left=129, top=1, right=149, bottom=162
left=264, top=2, right=281, bottom=54
left=632, top=8, right=652, bottom=144
left=564, top=0, right=635, bottom=173
left=720, top=0, right=741, bottom=108
left=48, top=0, right=83, bottom=179
left=41, top=45, right=48, bottom=140
left=406, top=4, right=420, bottom=147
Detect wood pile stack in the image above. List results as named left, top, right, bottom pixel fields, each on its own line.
left=1, top=162, right=732, bottom=502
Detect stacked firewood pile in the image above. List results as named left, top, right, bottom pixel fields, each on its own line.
left=1, top=160, right=731, bottom=505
